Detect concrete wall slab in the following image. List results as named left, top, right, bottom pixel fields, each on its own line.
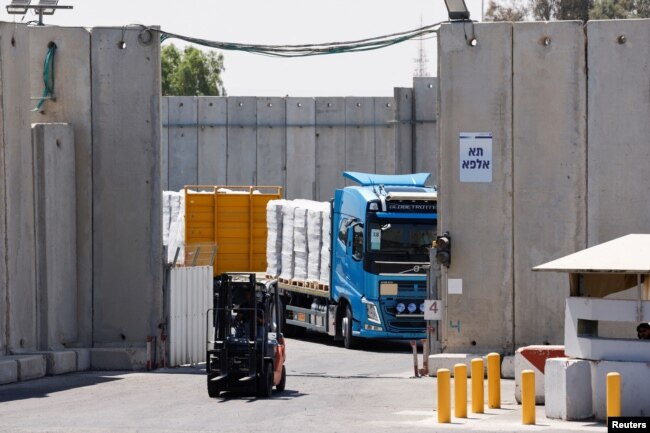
left=591, top=360, right=650, bottom=419
left=91, top=27, right=162, bottom=346
left=344, top=97, right=375, bottom=180
left=1, top=23, right=38, bottom=353
left=286, top=98, right=316, bottom=199
left=438, top=22, right=514, bottom=353
left=161, top=97, right=169, bottom=190
left=512, top=21, right=587, bottom=347
left=393, top=88, right=413, bottom=174
left=198, top=97, right=227, bottom=185
left=29, top=27, right=93, bottom=348
left=374, top=97, right=396, bottom=174
left=9, top=354, right=46, bottom=381
left=256, top=97, right=285, bottom=188
left=587, top=20, right=650, bottom=246
left=168, top=96, right=198, bottom=191
left=413, top=77, right=438, bottom=180
left=32, top=124, right=77, bottom=349
left=38, top=350, right=76, bottom=375
left=227, top=97, right=257, bottom=185
left=315, top=97, right=346, bottom=200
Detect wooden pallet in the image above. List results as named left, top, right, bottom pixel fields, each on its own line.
left=318, top=283, right=330, bottom=291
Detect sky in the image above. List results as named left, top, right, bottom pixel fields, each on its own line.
left=1, top=0, right=484, bottom=97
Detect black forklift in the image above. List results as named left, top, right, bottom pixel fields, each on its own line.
left=206, top=273, right=286, bottom=398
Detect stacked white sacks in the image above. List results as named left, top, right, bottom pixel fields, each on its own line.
left=266, top=199, right=330, bottom=287
left=163, top=190, right=185, bottom=264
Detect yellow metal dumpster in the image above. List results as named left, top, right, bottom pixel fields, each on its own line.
left=184, top=186, right=283, bottom=276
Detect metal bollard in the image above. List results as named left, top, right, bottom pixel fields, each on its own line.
left=437, top=368, right=451, bottom=423
left=454, top=363, right=468, bottom=418
left=521, top=370, right=536, bottom=425
left=487, top=352, right=501, bottom=409
left=471, top=358, right=484, bottom=413
left=607, top=372, right=621, bottom=420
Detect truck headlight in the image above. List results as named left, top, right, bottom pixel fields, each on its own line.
left=407, top=303, right=417, bottom=313
left=396, top=302, right=406, bottom=314
left=362, top=298, right=381, bottom=324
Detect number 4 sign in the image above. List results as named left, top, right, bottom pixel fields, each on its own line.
left=424, top=299, right=443, bottom=320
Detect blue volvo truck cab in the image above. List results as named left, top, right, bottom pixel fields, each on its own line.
left=279, top=172, right=437, bottom=349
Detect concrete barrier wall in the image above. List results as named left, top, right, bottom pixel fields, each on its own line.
left=1, top=23, right=38, bottom=353
left=163, top=90, right=431, bottom=197
left=29, top=26, right=93, bottom=348
left=587, top=19, right=650, bottom=246
left=91, top=27, right=162, bottom=346
left=512, top=21, right=587, bottom=346
left=413, top=77, right=438, bottom=182
left=438, top=22, right=514, bottom=353
left=32, top=124, right=77, bottom=350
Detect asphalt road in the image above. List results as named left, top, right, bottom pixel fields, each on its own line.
left=0, top=333, right=606, bottom=433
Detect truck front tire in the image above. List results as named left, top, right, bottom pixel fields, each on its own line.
left=342, top=305, right=357, bottom=349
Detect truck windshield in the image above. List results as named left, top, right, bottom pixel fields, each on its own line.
left=365, top=221, right=436, bottom=274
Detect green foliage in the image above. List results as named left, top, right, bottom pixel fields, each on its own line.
left=485, top=0, right=530, bottom=21
left=161, top=44, right=226, bottom=96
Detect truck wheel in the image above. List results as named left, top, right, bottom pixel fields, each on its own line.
left=276, top=365, right=286, bottom=392
left=207, top=377, right=221, bottom=398
left=342, top=305, right=357, bottom=349
left=257, top=362, right=274, bottom=398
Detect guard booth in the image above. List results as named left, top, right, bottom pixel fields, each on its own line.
left=534, top=233, right=650, bottom=420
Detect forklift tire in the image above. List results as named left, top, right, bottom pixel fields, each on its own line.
left=276, top=365, right=286, bottom=392
left=342, top=304, right=357, bottom=350
left=207, top=378, right=221, bottom=398
left=257, top=362, right=274, bottom=398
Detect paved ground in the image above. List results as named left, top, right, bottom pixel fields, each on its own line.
left=0, top=333, right=606, bottom=433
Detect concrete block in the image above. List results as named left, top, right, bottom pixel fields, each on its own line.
left=374, top=97, right=397, bottom=175
left=501, top=355, right=515, bottom=379
left=315, top=97, right=346, bottom=201
left=393, top=87, right=413, bottom=174
left=168, top=96, right=198, bottom=191
left=32, top=123, right=77, bottom=349
left=0, top=358, right=18, bottom=384
left=428, top=353, right=488, bottom=377
left=344, top=97, right=374, bottom=178
left=91, top=348, right=148, bottom=371
left=413, top=77, right=438, bottom=181
left=515, top=345, right=565, bottom=404
left=72, top=348, right=91, bottom=371
left=591, top=360, right=650, bottom=420
left=545, top=358, right=593, bottom=421
left=227, top=97, right=257, bottom=185
left=37, top=351, right=77, bottom=375
left=8, top=355, right=46, bottom=381
left=256, top=97, right=285, bottom=188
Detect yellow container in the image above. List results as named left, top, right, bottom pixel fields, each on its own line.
left=184, top=185, right=283, bottom=276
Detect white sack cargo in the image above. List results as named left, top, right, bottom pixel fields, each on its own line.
left=267, top=199, right=330, bottom=286
left=265, top=199, right=285, bottom=276
left=319, top=205, right=331, bottom=286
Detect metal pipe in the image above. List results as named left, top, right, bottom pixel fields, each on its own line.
left=454, top=363, right=468, bottom=418
left=410, top=340, right=420, bottom=377
left=521, top=370, right=536, bottom=425
left=471, top=358, right=484, bottom=413
left=437, top=368, right=451, bottom=423
left=607, top=372, right=621, bottom=420
left=487, top=353, right=501, bottom=408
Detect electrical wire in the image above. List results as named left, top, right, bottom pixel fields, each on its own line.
left=147, top=21, right=445, bottom=57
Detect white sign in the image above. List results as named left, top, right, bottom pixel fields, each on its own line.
left=460, top=132, right=493, bottom=183
left=448, top=278, right=463, bottom=295
left=424, top=299, right=443, bottom=320
left=370, top=229, right=381, bottom=250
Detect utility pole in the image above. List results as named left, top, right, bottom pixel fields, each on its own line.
left=413, top=15, right=430, bottom=77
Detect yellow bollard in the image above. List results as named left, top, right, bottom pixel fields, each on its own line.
left=471, top=358, right=484, bottom=413
left=437, top=368, right=451, bottom=423
left=607, top=372, right=621, bottom=420
left=487, top=352, right=501, bottom=409
left=454, top=363, right=468, bottom=418
left=521, top=370, right=536, bottom=425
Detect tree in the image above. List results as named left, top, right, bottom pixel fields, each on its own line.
left=161, top=44, right=226, bottom=96
left=485, top=0, right=530, bottom=21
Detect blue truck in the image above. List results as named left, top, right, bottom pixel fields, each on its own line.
left=277, top=172, right=438, bottom=348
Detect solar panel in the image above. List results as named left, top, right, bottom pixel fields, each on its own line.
left=6, top=0, right=32, bottom=15
left=37, top=0, right=58, bottom=15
